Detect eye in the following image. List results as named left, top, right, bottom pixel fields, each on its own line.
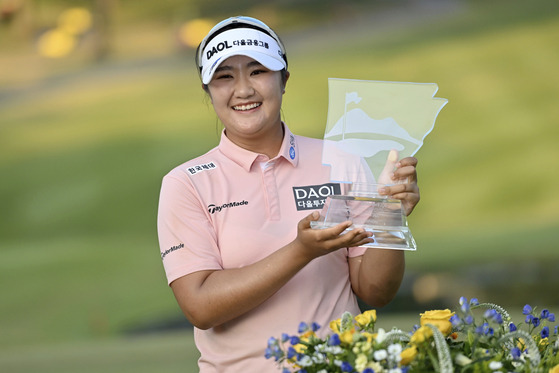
left=215, top=73, right=232, bottom=80
left=251, top=68, right=268, bottom=76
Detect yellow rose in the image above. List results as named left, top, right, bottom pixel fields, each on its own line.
left=400, top=346, right=418, bottom=365
left=410, top=325, right=433, bottom=344
left=340, top=329, right=355, bottom=344
left=301, top=330, right=316, bottom=340
left=549, top=364, right=559, bottom=373
left=420, top=309, right=455, bottom=335
left=293, top=343, right=307, bottom=354
left=330, top=318, right=341, bottom=333
left=355, top=310, right=377, bottom=328
left=361, top=332, right=375, bottom=344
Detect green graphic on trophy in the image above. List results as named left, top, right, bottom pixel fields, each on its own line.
left=311, top=78, right=448, bottom=251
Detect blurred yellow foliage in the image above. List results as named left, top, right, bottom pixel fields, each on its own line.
left=57, top=7, right=92, bottom=36
left=179, top=18, right=214, bottom=48
left=36, top=29, right=76, bottom=58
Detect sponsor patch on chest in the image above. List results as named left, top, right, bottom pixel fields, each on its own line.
left=292, top=183, right=341, bottom=211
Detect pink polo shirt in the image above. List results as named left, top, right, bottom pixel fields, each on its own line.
left=157, top=124, right=368, bottom=372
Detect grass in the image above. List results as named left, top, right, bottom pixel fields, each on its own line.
left=1, top=0, right=559, bottom=370
left=0, top=331, right=199, bottom=373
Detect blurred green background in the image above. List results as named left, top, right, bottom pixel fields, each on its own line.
left=1, top=0, right=558, bottom=371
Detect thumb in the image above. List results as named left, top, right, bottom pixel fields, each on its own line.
left=378, top=149, right=399, bottom=185
left=299, top=211, right=320, bottom=229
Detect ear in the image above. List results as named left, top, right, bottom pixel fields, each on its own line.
left=282, top=71, right=290, bottom=94
left=203, top=83, right=213, bottom=102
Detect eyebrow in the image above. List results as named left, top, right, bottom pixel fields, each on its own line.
left=214, top=60, right=264, bottom=73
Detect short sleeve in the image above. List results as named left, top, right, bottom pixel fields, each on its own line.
left=157, top=173, right=223, bottom=285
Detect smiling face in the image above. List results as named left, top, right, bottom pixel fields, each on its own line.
left=206, top=55, right=289, bottom=157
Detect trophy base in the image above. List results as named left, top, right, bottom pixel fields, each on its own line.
left=310, top=194, right=417, bottom=251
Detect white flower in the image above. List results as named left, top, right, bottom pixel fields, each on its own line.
left=489, top=361, right=503, bottom=370
left=374, top=349, right=388, bottom=361
left=355, top=354, right=369, bottom=371
left=375, top=328, right=387, bottom=343
left=312, top=352, right=325, bottom=364
left=388, top=343, right=403, bottom=355
left=298, top=355, right=313, bottom=367
left=326, top=346, right=343, bottom=355
left=318, top=370, right=328, bottom=373
left=388, top=369, right=402, bottom=373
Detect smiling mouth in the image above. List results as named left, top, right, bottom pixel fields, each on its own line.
left=233, top=102, right=261, bottom=111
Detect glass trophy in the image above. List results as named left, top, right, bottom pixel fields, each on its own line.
left=311, top=78, right=448, bottom=251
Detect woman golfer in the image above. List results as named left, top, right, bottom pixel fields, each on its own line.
left=157, top=16, right=420, bottom=372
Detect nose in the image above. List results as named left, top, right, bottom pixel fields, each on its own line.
left=234, top=72, right=255, bottom=98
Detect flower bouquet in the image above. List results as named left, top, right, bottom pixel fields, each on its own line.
left=265, top=297, right=559, bottom=372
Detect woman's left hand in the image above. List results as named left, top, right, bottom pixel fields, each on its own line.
left=378, top=152, right=420, bottom=216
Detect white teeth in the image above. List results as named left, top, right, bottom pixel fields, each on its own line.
left=233, top=103, right=261, bottom=111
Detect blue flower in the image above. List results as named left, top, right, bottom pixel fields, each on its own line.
left=541, top=326, right=550, bottom=339
left=525, top=314, right=534, bottom=324
left=484, top=308, right=503, bottom=324
left=450, top=314, right=462, bottom=326
left=341, top=361, right=354, bottom=372
left=541, top=309, right=550, bottom=319
left=281, top=333, right=289, bottom=343
left=267, top=337, right=278, bottom=347
left=484, top=309, right=497, bottom=319
left=470, top=298, right=479, bottom=306
left=290, top=336, right=300, bottom=345
left=299, top=369, right=307, bottom=373
left=555, top=325, right=558, bottom=335
left=298, top=322, right=308, bottom=333
left=509, top=323, right=517, bottom=332
left=476, top=322, right=493, bottom=336
left=523, top=304, right=533, bottom=315
left=532, top=317, right=540, bottom=327
left=459, top=296, right=471, bottom=312
left=511, top=347, right=521, bottom=360
left=328, top=333, right=341, bottom=346
left=265, top=338, right=283, bottom=360
left=363, top=369, right=375, bottom=373
left=282, top=369, right=290, bottom=373
left=549, top=313, right=556, bottom=322
left=311, top=322, right=321, bottom=332
left=493, top=313, right=503, bottom=324
left=287, top=346, right=297, bottom=359
left=264, top=347, right=273, bottom=359
left=465, top=315, right=474, bottom=325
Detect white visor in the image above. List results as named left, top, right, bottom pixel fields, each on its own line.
left=200, top=28, right=286, bottom=84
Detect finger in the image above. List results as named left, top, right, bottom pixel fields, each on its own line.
left=332, top=227, right=372, bottom=248
left=344, top=227, right=375, bottom=247
left=396, top=156, right=418, bottom=168
left=322, top=220, right=354, bottom=239
left=393, top=165, right=417, bottom=183
left=385, top=182, right=419, bottom=198
left=298, top=211, right=320, bottom=230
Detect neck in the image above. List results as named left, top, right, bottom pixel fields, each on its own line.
left=226, top=122, right=285, bottom=159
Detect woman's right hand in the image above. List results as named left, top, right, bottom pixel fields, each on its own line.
left=293, top=211, right=373, bottom=260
